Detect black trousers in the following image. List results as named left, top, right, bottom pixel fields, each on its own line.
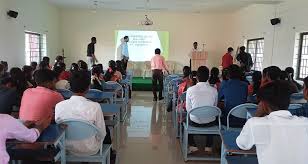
left=188, top=119, right=218, bottom=148
left=152, top=69, right=164, bottom=98
left=121, top=57, right=129, bottom=71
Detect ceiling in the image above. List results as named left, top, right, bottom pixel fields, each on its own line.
left=47, top=0, right=284, bottom=13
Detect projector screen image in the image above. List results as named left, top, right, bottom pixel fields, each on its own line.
left=115, top=30, right=169, bottom=61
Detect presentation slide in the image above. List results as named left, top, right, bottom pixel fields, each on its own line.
left=115, top=30, right=169, bottom=61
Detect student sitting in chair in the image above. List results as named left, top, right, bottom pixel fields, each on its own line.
left=186, top=66, right=218, bottom=154
left=302, top=76, right=308, bottom=117
left=19, top=69, right=64, bottom=128
left=55, top=71, right=112, bottom=156
left=0, top=114, right=47, bottom=164
left=236, top=80, right=308, bottom=164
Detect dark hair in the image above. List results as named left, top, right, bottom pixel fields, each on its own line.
left=0, top=61, right=8, bottom=71
left=39, top=60, right=49, bottom=70
left=209, top=67, right=220, bottom=85
left=91, top=37, right=96, bottom=42
left=191, top=71, right=198, bottom=85
left=227, top=47, right=234, bottom=52
left=257, top=80, right=292, bottom=111
left=92, top=65, right=101, bottom=76
left=10, top=67, right=28, bottom=96
left=304, top=76, right=308, bottom=88
left=34, top=69, right=57, bottom=86
left=78, top=60, right=88, bottom=71
left=53, top=66, right=64, bottom=78
left=266, top=66, right=281, bottom=81
left=124, top=36, right=129, bottom=40
left=105, top=60, right=116, bottom=81
left=240, top=46, right=246, bottom=51
left=22, top=65, right=33, bottom=80
left=228, top=64, right=241, bottom=79
left=252, top=71, right=262, bottom=94
left=30, top=62, right=38, bottom=70
left=70, top=71, right=91, bottom=93
left=183, top=66, right=191, bottom=78
left=193, top=42, right=198, bottom=45
left=42, top=57, right=50, bottom=64
left=280, top=71, right=288, bottom=80
left=70, top=63, right=79, bottom=73
left=97, top=64, right=104, bottom=74
left=0, top=64, right=4, bottom=73
left=155, top=48, right=161, bottom=54
left=116, top=60, right=125, bottom=75
left=1, top=77, right=12, bottom=85
left=197, top=66, right=209, bottom=82
left=285, top=67, right=294, bottom=79
left=222, top=68, right=229, bottom=81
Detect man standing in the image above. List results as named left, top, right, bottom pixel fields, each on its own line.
left=236, top=46, right=253, bottom=72
left=151, top=48, right=169, bottom=101
left=87, top=37, right=98, bottom=67
left=188, top=42, right=201, bottom=69
left=222, top=47, right=234, bottom=69
left=121, top=36, right=129, bottom=71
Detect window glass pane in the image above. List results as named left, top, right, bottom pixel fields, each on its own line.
left=25, top=32, right=47, bottom=65
left=247, top=38, right=264, bottom=71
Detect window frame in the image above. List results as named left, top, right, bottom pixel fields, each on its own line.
left=246, top=38, right=265, bottom=71
left=25, top=31, right=45, bottom=65
left=296, top=32, right=308, bottom=80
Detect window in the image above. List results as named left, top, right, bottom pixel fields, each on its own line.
left=295, top=32, right=308, bottom=79
left=25, top=32, right=47, bottom=65
left=246, top=38, right=264, bottom=71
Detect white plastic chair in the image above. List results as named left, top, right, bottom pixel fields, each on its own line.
left=58, top=119, right=112, bottom=164
left=181, top=106, right=221, bottom=162
left=227, top=103, right=258, bottom=131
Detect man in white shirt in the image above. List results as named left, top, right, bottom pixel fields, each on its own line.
left=55, top=71, right=110, bottom=156
left=188, top=42, right=201, bottom=68
left=121, top=36, right=129, bottom=71
left=236, top=80, right=308, bottom=164
left=186, top=66, right=218, bottom=153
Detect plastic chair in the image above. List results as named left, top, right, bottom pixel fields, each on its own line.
left=181, top=106, right=221, bottom=161
left=227, top=103, right=258, bottom=131
left=85, top=89, right=114, bottom=103
left=58, top=119, right=112, bottom=164
left=288, top=104, right=303, bottom=116
left=57, top=89, right=73, bottom=100
left=290, top=92, right=306, bottom=104
left=105, top=81, right=127, bottom=122
left=176, top=92, right=186, bottom=139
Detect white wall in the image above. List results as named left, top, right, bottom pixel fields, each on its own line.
left=0, top=0, right=60, bottom=68
left=59, top=9, right=231, bottom=71
left=229, top=0, right=308, bottom=70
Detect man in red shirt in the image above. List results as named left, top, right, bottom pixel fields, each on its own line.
left=19, top=69, right=64, bottom=127
left=222, top=47, right=234, bottom=69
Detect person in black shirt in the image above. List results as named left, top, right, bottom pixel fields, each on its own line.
left=0, top=77, right=18, bottom=114
left=87, top=37, right=98, bottom=67
left=236, top=46, right=253, bottom=72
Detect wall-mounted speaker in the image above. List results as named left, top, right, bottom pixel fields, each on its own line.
left=7, top=10, right=18, bottom=18
left=271, top=18, right=281, bottom=25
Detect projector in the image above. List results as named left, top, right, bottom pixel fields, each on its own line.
left=139, top=15, right=153, bottom=26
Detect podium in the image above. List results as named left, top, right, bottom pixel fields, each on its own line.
left=191, top=51, right=208, bottom=71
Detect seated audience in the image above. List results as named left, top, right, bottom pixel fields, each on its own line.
left=0, top=114, right=47, bottom=164
left=178, top=66, right=192, bottom=96
left=209, top=67, right=221, bottom=89
left=39, top=60, right=50, bottom=70
left=54, top=55, right=65, bottom=67
left=285, top=67, right=303, bottom=91
left=219, top=64, right=248, bottom=127
left=23, top=65, right=36, bottom=87
left=105, top=60, right=122, bottom=82
left=0, top=77, right=18, bottom=114
left=222, top=47, right=234, bottom=69
left=280, top=70, right=288, bottom=80
left=42, top=56, right=51, bottom=69
left=70, top=63, right=79, bottom=73
left=186, top=66, right=218, bottom=153
left=116, top=60, right=126, bottom=77
left=78, top=60, right=88, bottom=71
left=19, top=69, right=64, bottom=127
left=30, top=61, right=38, bottom=71
left=0, top=61, right=10, bottom=79
left=220, top=68, right=229, bottom=90
left=54, top=65, right=70, bottom=90
left=91, top=65, right=105, bottom=91
left=248, top=71, right=262, bottom=95
left=236, top=80, right=308, bottom=164
left=10, top=67, right=28, bottom=103
left=57, top=62, right=70, bottom=80
left=302, top=76, right=308, bottom=115
left=55, top=71, right=110, bottom=156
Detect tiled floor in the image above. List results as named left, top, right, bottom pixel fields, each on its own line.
left=118, top=91, right=219, bottom=164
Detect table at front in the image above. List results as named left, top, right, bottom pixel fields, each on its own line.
left=220, top=130, right=256, bottom=164
left=101, top=103, right=121, bottom=150
left=7, top=124, right=66, bottom=164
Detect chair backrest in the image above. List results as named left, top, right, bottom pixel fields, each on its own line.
left=290, top=93, right=306, bottom=104
left=58, top=119, right=102, bottom=141
left=57, top=89, right=73, bottom=99
left=247, top=95, right=257, bottom=104
left=288, top=104, right=303, bottom=116
left=187, top=106, right=221, bottom=128
left=105, top=81, right=124, bottom=98
left=227, top=103, right=258, bottom=129
left=85, top=89, right=104, bottom=101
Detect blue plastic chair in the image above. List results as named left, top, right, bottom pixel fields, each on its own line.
left=57, top=89, right=73, bottom=100
left=58, top=119, right=112, bottom=164
left=288, top=104, right=303, bottom=116
left=181, top=106, right=221, bottom=161
left=175, top=92, right=186, bottom=138
left=227, top=103, right=258, bottom=131
left=290, top=92, right=306, bottom=104
left=85, top=89, right=114, bottom=103
left=105, top=81, right=127, bottom=122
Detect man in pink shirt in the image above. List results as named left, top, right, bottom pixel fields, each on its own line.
left=0, top=114, right=46, bottom=164
left=19, top=69, right=64, bottom=127
left=151, top=48, right=169, bottom=101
